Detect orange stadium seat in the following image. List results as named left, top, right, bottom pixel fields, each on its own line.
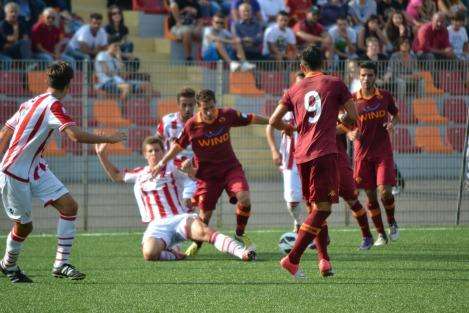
left=93, top=99, right=132, bottom=127
left=442, top=98, right=467, bottom=124
left=27, top=71, right=48, bottom=95
left=446, top=127, right=466, bottom=152
left=43, top=136, right=66, bottom=157
left=229, top=72, right=265, bottom=96
left=0, top=71, right=25, bottom=96
left=157, top=98, right=179, bottom=119
left=94, top=129, right=132, bottom=155
left=391, top=128, right=421, bottom=153
left=418, top=71, right=444, bottom=95
left=415, top=126, right=453, bottom=153
left=163, top=16, right=178, bottom=41
left=412, top=98, right=447, bottom=124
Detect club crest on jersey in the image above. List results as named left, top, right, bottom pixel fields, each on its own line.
left=218, top=117, right=226, bottom=123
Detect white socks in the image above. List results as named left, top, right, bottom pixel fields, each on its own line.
left=54, top=215, right=76, bottom=268
left=287, top=203, right=303, bottom=229
left=210, top=232, right=244, bottom=259
left=1, top=231, right=25, bottom=270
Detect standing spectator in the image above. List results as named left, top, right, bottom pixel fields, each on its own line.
left=413, top=12, right=454, bottom=60
left=406, top=0, right=437, bottom=26
left=285, top=0, right=313, bottom=25
left=328, top=15, right=358, bottom=59
left=202, top=12, right=256, bottom=71
left=262, top=11, right=297, bottom=60
left=384, top=10, right=414, bottom=52
left=447, top=10, right=468, bottom=60
left=357, top=14, right=389, bottom=54
left=319, top=0, right=349, bottom=29
left=232, top=3, right=264, bottom=60
left=65, top=13, right=108, bottom=63
left=348, top=0, right=378, bottom=29
left=0, top=2, right=32, bottom=61
left=258, top=0, right=286, bottom=24
left=293, top=6, right=328, bottom=50
left=231, top=0, right=263, bottom=22
left=169, top=0, right=203, bottom=61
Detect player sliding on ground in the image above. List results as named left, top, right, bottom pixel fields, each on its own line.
left=152, top=89, right=288, bottom=256
left=95, top=136, right=256, bottom=262
left=0, top=61, right=127, bottom=283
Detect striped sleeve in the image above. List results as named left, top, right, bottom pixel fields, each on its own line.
left=48, top=101, right=76, bottom=132
left=123, top=167, right=144, bottom=183
left=5, top=111, right=20, bottom=130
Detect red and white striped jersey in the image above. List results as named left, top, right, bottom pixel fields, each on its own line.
left=123, top=161, right=188, bottom=223
left=155, top=112, right=193, bottom=160
left=1, top=93, right=76, bottom=182
left=279, top=112, right=298, bottom=170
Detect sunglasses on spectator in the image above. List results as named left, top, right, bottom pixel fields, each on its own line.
left=214, top=20, right=224, bottom=25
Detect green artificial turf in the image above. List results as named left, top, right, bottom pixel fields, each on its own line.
left=1, top=227, right=468, bottom=313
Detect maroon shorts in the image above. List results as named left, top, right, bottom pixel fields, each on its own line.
left=354, top=156, right=396, bottom=190
left=297, top=154, right=339, bottom=205
left=194, top=166, right=249, bottom=211
left=338, top=151, right=358, bottom=201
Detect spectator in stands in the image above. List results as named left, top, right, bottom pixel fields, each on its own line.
left=0, top=32, right=13, bottom=69
left=293, top=5, right=328, bottom=51
left=231, top=3, right=264, bottom=60
left=95, top=36, right=151, bottom=100
left=202, top=12, right=256, bottom=71
left=231, top=0, right=263, bottom=22
left=348, top=0, right=377, bottom=30
left=384, top=37, right=421, bottom=95
left=323, top=35, right=340, bottom=72
left=384, top=10, right=414, bottom=52
left=376, top=0, right=408, bottom=22
left=169, top=0, right=203, bottom=61
left=413, top=12, right=454, bottom=60
left=328, top=15, right=357, bottom=59
left=447, top=10, right=468, bottom=60
left=360, top=36, right=387, bottom=82
left=344, top=59, right=361, bottom=92
left=0, top=2, right=32, bottom=61
left=262, top=11, right=297, bottom=60
left=437, top=0, right=467, bottom=14
left=285, top=0, right=313, bottom=25
left=12, top=0, right=46, bottom=29
left=258, top=0, right=286, bottom=24
left=406, top=0, right=437, bottom=26
left=31, top=8, right=74, bottom=66
left=319, top=0, right=349, bottom=29
left=357, top=14, right=389, bottom=54
left=65, top=13, right=108, bottom=63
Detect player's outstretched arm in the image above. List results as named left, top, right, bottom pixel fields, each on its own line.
left=249, top=114, right=269, bottom=125
left=0, top=126, right=13, bottom=154
left=265, top=125, right=282, bottom=166
left=95, top=143, right=124, bottom=182
left=151, top=142, right=183, bottom=176
left=64, top=126, right=127, bottom=144
left=269, top=103, right=295, bottom=136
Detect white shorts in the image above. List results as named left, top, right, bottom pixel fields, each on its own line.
left=0, top=169, right=69, bottom=224
left=142, top=213, right=198, bottom=248
left=282, top=166, right=302, bottom=203
left=182, top=176, right=196, bottom=200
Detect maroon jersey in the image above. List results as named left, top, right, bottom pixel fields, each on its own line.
left=353, top=88, right=398, bottom=160
left=281, top=72, right=352, bottom=164
left=175, top=108, right=253, bottom=179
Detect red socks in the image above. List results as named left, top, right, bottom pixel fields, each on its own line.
left=350, top=201, right=372, bottom=238
left=235, top=204, right=251, bottom=236
left=367, top=201, right=385, bottom=235
left=381, top=196, right=396, bottom=225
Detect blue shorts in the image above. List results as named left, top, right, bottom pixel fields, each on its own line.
left=202, top=43, right=235, bottom=61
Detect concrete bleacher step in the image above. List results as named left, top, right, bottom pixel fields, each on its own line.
left=123, top=11, right=139, bottom=36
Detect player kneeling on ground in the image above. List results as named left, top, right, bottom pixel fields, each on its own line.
left=95, top=136, right=256, bottom=262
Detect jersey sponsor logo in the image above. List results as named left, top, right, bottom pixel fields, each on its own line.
left=360, top=109, right=386, bottom=122
left=198, top=132, right=230, bottom=147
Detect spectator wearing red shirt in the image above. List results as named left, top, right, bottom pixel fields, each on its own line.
left=286, top=0, right=313, bottom=25
left=413, top=12, right=454, bottom=59
left=293, top=6, right=328, bottom=50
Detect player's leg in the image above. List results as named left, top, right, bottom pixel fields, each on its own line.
left=364, top=189, right=388, bottom=246
left=377, top=157, right=399, bottom=241
left=141, top=220, right=186, bottom=261
left=186, top=217, right=255, bottom=261
left=182, top=176, right=196, bottom=211
left=283, top=167, right=304, bottom=232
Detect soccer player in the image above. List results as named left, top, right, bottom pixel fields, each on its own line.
left=95, top=137, right=256, bottom=262
left=348, top=61, right=400, bottom=246
left=0, top=61, right=127, bottom=283
left=155, top=87, right=197, bottom=209
left=270, top=46, right=358, bottom=278
left=152, top=89, right=288, bottom=256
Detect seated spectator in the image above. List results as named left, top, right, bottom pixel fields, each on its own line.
left=0, top=2, right=32, bottom=61
left=328, top=15, right=357, bottom=59
left=377, top=0, right=408, bottom=23
left=360, top=36, right=387, bottom=82
left=258, top=0, right=286, bottom=24
left=323, top=35, right=340, bottom=72
left=357, top=14, right=389, bottom=54
left=319, top=0, right=349, bottom=29
left=31, top=8, right=74, bottom=67
left=285, top=0, right=313, bottom=25
left=384, top=37, right=421, bottom=95
left=65, top=13, right=108, bottom=63
left=406, top=0, right=437, bottom=26
left=199, top=0, right=222, bottom=21
left=202, top=12, right=256, bottom=71
left=293, top=5, right=328, bottom=50
left=168, top=0, right=203, bottom=61
left=348, top=0, right=377, bottom=30
left=231, top=3, right=264, bottom=60
left=262, top=11, right=297, bottom=60
left=437, top=0, right=467, bottom=14
left=413, top=12, right=454, bottom=60
left=95, top=36, right=151, bottom=100
left=231, top=0, right=263, bottom=22
left=13, top=0, right=46, bottom=29
left=447, top=10, right=468, bottom=60
left=0, top=32, right=13, bottom=69
left=384, top=10, right=414, bottom=52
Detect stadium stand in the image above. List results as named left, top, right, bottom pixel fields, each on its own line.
left=413, top=98, right=448, bottom=124
left=93, top=99, right=132, bottom=128
left=443, top=98, right=467, bottom=123
left=415, top=126, right=453, bottom=153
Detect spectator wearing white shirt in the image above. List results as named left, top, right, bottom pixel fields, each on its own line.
left=328, top=15, right=357, bottom=59
left=262, top=11, right=297, bottom=60
left=257, top=0, right=286, bottom=25
left=65, top=13, right=108, bottom=63
left=447, top=10, right=468, bottom=60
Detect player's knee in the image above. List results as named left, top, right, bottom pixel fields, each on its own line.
left=17, top=222, right=33, bottom=237
left=380, top=189, right=393, bottom=202
left=237, top=194, right=251, bottom=207
left=63, top=198, right=79, bottom=216
left=142, top=246, right=160, bottom=261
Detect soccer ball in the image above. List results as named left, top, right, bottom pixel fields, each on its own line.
left=278, top=232, right=297, bottom=255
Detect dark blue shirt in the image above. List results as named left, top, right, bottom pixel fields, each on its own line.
left=232, top=18, right=263, bottom=53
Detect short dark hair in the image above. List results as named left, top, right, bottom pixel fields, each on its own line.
left=177, top=87, right=196, bottom=103
left=397, top=37, right=410, bottom=47
left=277, top=10, right=289, bottom=18
left=213, top=12, right=225, bottom=19
left=359, top=61, right=377, bottom=74
left=337, top=15, right=348, bottom=21
left=451, top=10, right=465, bottom=22
left=300, top=45, right=323, bottom=71
left=296, top=71, right=305, bottom=79
left=142, top=136, right=164, bottom=152
left=108, top=35, right=121, bottom=45
left=196, top=89, right=216, bottom=104
left=47, top=61, right=74, bottom=90
left=90, top=12, right=103, bottom=20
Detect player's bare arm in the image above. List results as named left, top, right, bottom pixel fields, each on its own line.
left=0, top=126, right=13, bottom=154
left=265, top=125, right=282, bottom=166
left=384, top=114, right=400, bottom=132
left=95, top=143, right=124, bottom=182
left=152, top=142, right=183, bottom=176
left=269, top=103, right=295, bottom=136
left=64, top=125, right=127, bottom=144
left=339, top=99, right=358, bottom=127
